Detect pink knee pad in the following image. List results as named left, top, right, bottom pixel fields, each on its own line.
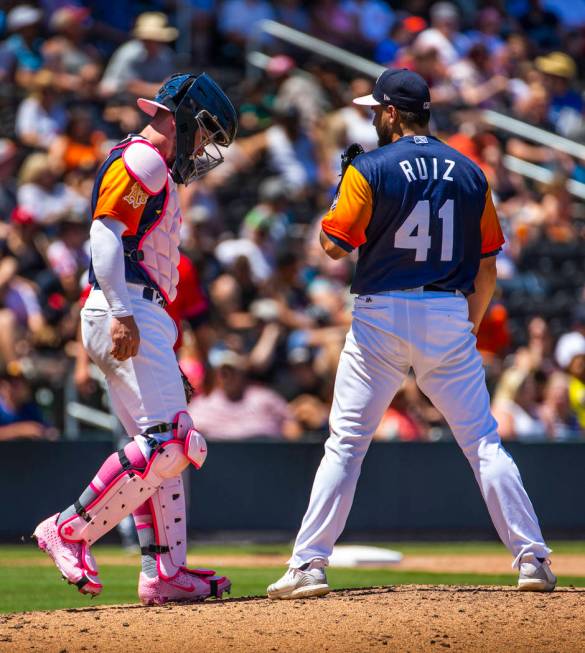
left=173, top=411, right=207, bottom=469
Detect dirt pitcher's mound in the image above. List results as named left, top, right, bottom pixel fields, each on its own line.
left=1, top=585, right=582, bottom=653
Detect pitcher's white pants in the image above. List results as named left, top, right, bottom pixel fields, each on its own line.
left=290, top=289, right=551, bottom=569
left=81, top=285, right=185, bottom=439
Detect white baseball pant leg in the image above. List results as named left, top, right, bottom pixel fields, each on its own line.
left=290, top=291, right=551, bottom=569
left=289, top=304, right=409, bottom=567
left=81, top=285, right=185, bottom=439
left=410, top=293, right=550, bottom=567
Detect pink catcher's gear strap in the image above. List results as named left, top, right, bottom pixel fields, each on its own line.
left=149, top=475, right=188, bottom=580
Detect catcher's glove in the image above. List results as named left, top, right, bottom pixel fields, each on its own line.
left=180, top=366, right=195, bottom=403
left=340, top=142, right=364, bottom=176
left=335, top=143, right=364, bottom=194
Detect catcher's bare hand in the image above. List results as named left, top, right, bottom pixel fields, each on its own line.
left=111, top=315, right=140, bottom=361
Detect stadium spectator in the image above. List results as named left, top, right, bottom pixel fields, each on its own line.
left=340, top=0, right=395, bottom=55
left=48, top=106, right=106, bottom=172
left=0, top=0, right=583, bottom=443
left=3, top=5, right=44, bottom=87
left=188, top=347, right=301, bottom=440
left=375, top=386, right=426, bottom=442
left=535, top=52, right=585, bottom=138
left=539, top=371, right=582, bottom=441
left=0, top=363, right=57, bottom=441
left=466, top=7, right=505, bottom=56
left=217, top=0, right=275, bottom=62
left=268, top=54, right=329, bottom=129
left=99, top=12, right=177, bottom=100
left=566, top=346, right=585, bottom=432
left=310, top=0, right=353, bottom=48
left=413, top=2, right=470, bottom=66
left=46, top=211, right=89, bottom=299
left=374, top=15, right=427, bottom=66
left=492, top=368, right=548, bottom=441
left=518, top=0, right=562, bottom=52
left=15, top=69, right=67, bottom=150
left=17, top=152, right=88, bottom=225
left=322, top=77, right=379, bottom=187
left=43, top=5, right=102, bottom=97
left=448, top=43, right=509, bottom=108
left=0, top=139, right=19, bottom=220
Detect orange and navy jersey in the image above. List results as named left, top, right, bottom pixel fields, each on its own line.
left=322, top=134, right=504, bottom=295
left=88, top=136, right=168, bottom=291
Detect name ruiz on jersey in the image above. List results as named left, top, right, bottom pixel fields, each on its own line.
left=399, top=158, right=455, bottom=183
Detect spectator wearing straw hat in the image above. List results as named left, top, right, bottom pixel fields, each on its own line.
left=16, top=152, right=88, bottom=225
left=535, top=52, right=584, bottom=137
left=99, top=12, right=177, bottom=100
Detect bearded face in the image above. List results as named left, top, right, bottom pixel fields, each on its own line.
left=372, top=105, right=395, bottom=147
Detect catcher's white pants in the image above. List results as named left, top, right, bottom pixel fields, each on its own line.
left=290, top=289, right=551, bottom=569
left=81, top=285, right=185, bottom=438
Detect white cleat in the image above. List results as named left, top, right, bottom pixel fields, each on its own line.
left=517, top=555, right=556, bottom=592
left=267, top=560, right=330, bottom=600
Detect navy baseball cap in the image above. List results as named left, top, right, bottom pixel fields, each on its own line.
left=353, top=69, right=431, bottom=112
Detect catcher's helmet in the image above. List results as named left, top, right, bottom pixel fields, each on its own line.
left=137, top=73, right=238, bottom=185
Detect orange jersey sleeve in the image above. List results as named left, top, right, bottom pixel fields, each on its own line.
left=92, top=158, right=152, bottom=236
left=480, top=186, right=505, bottom=255
left=321, top=165, right=373, bottom=249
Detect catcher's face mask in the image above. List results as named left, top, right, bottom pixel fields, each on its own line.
left=145, top=73, right=238, bottom=185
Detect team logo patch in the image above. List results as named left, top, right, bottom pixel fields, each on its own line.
left=414, top=136, right=428, bottom=144
left=123, top=182, right=148, bottom=209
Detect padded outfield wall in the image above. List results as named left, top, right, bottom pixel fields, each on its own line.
left=1, top=440, right=582, bottom=540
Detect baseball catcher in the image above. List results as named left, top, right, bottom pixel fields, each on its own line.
left=33, top=73, right=238, bottom=605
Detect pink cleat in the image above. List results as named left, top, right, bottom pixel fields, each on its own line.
left=32, top=514, right=103, bottom=596
left=138, top=567, right=231, bottom=606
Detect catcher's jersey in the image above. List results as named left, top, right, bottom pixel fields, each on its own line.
left=322, top=134, right=504, bottom=295
left=88, top=135, right=181, bottom=302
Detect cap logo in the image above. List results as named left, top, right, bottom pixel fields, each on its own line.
left=423, top=101, right=431, bottom=109
left=383, top=94, right=391, bottom=102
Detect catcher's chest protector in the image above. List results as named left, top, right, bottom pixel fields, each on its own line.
left=88, top=137, right=181, bottom=303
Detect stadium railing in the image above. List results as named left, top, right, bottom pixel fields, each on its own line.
left=251, top=20, right=585, bottom=199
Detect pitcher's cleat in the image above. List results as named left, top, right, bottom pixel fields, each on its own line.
left=138, top=568, right=231, bottom=606
left=517, top=555, right=556, bottom=592
left=267, top=560, right=330, bottom=600
left=33, top=514, right=103, bottom=596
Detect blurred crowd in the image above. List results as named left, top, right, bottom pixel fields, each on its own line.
left=0, top=0, right=585, bottom=444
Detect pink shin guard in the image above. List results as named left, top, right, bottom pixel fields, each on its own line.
left=133, top=413, right=209, bottom=582
left=141, top=476, right=188, bottom=580
left=58, top=438, right=191, bottom=547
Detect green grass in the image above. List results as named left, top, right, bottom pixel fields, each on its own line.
left=2, top=540, right=584, bottom=560
left=1, top=542, right=584, bottom=614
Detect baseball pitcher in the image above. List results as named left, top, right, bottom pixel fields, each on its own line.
left=268, top=69, right=556, bottom=599
left=34, top=73, right=238, bottom=605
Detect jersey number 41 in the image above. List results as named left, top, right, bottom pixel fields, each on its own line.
left=394, top=199, right=454, bottom=262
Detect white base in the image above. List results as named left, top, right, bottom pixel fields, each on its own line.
left=329, top=545, right=403, bottom=568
